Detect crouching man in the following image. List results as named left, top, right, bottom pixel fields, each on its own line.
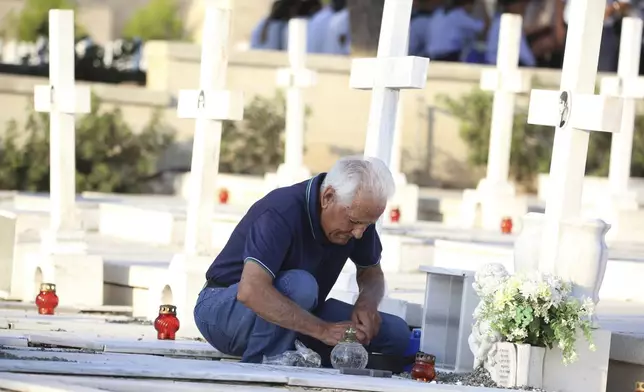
left=193, top=156, right=410, bottom=364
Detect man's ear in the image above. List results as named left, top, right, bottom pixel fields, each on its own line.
left=321, top=186, right=335, bottom=209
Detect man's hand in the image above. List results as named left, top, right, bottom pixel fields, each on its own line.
left=351, top=301, right=381, bottom=345
left=318, top=322, right=354, bottom=346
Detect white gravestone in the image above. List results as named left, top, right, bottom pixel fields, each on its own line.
left=21, top=10, right=103, bottom=307
left=143, top=1, right=245, bottom=335
left=596, top=17, right=644, bottom=236
left=349, top=0, right=428, bottom=224
left=34, top=10, right=91, bottom=253
left=461, top=14, right=531, bottom=230
left=266, top=18, right=317, bottom=190
left=518, top=0, right=622, bottom=306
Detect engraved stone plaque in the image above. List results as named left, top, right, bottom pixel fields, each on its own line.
left=491, top=342, right=517, bottom=387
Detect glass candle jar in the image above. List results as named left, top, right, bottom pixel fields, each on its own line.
left=390, top=207, right=401, bottom=223
left=154, top=304, right=180, bottom=340
left=411, top=352, right=436, bottom=382
left=35, top=283, right=59, bottom=315
left=500, top=217, right=513, bottom=234
left=330, top=327, right=369, bottom=370
left=218, top=188, right=229, bottom=204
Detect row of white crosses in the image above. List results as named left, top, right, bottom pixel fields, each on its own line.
left=526, top=0, right=623, bottom=290
left=34, top=10, right=91, bottom=253
left=274, top=18, right=317, bottom=186
left=349, top=0, right=429, bottom=228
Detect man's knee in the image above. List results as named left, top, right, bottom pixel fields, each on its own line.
left=275, top=269, right=319, bottom=310
left=377, top=314, right=411, bottom=356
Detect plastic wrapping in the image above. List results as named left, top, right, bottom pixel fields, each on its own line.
left=262, top=340, right=322, bottom=368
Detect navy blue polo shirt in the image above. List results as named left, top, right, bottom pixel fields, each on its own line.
left=205, top=173, right=382, bottom=302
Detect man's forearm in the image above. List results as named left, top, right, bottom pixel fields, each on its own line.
left=355, top=266, right=385, bottom=307
left=244, top=284, right=326, bottom=339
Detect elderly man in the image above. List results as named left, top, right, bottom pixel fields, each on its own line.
left=193, top=156, right=410, bottom=365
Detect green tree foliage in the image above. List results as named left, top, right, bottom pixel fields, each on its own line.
left=438, top=87, right=644, bottom=189
left=0, top=94, right=175, bottom=193
left=219, top=92, right=311, bottom=175
left=1, top=0, right=86, bottom=41
left=122, top=0, right=184, bottom=41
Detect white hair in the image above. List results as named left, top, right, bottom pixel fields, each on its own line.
left=320, top=156, right=396, bottom=206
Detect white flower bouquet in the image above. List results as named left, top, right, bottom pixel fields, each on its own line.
left=474, top=266, right=596, bottom=364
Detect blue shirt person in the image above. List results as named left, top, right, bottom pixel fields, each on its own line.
left=307, top=5, right=334, bottom=53
left=409, top=10, right=435, bottom=57
left=426, top=0, right=488, bottom=61
left=485, top=14, right=536, bottom=67
left=323, top=7, right=351, bottom=55
left=194, top=157, right=410, bottom=364
left=250, top=0, right=297, bottom=51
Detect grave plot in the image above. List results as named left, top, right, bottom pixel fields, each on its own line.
left=0, top=305, right=504, bottom=392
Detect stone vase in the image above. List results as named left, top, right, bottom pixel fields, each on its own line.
left=555, top=217, right=610, bottom=306
left=513, top=212, right=544, bottom=274
left=513, top=213, right=610, bottom=308
left=515, top=344, right=545, bottom=388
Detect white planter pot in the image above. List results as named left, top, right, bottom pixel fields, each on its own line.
left=488, top=342, right=545, bottom=388
left=515, top=344, right=545, bottom=388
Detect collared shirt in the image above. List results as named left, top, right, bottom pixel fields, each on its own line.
left=205, top=173, right=382, bottom=303
left=426, top=8, right=485, bottom=57
left=322, top=8, right=351, bottom=55
left=307, top=6, right=335, bottom=53
left=485, top=14, right=536, bottom=67
left=250, top=18, right=288, bottom=51
left=408, top=10, right=435, bottom=57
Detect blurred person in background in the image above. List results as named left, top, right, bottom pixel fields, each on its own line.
left=250, top=0, right=299, bottom=51
left=485, top=0, right=537, bottom=67
left=427, top=0, right=490, bottom=61
left=408, top=0, right=443, bottom=57
left=322, top=0, right=350, bottom=55
left=308, top=0, right=345, bottom=53
left=554, top=0, right=633, bottom=72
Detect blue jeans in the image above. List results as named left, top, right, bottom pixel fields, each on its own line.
left=193, top=269, right=411, bottom=364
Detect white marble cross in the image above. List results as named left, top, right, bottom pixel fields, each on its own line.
left=349, top=0, right=429, bottom=168
left=33, top=10, right=91, bottom=249
left=526, top=0, right=623, bottom=273
left=275, top=18, right=317, bottom=184
left=176, top=1, right=244, bottom=256
left=600, top=17, right=644, bottom=199
left=479, top=14, right=531, bottom=185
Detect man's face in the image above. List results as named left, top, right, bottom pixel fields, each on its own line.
left=319, top=187, right=385, bottom=245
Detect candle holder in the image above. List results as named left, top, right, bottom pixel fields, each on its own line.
left=500, top=216, right=513, bottom=234
left=35, top=283, right=59, bottom=315
left=411, top=352, right=436, bottom=382
left=154, top=304, right=180, bottom=340
left=330, top=326, right=369, bottom=370
left=390, top=207, right=401, bottom=223
left=218, top=188, right=229, bottom=204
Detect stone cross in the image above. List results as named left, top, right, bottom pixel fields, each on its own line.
left=349, top=0, right=429, bottom=168
left=600, top=17, right=644, bottom=199
left=33, top=10, right=91, bottom=250
left=275, top=18, right=317, bottom=184
left=479, top=14, right=531, bottom=185
left=176, top=1, right=244, bottom=256
left=526, top=0, right=623, bottom=273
